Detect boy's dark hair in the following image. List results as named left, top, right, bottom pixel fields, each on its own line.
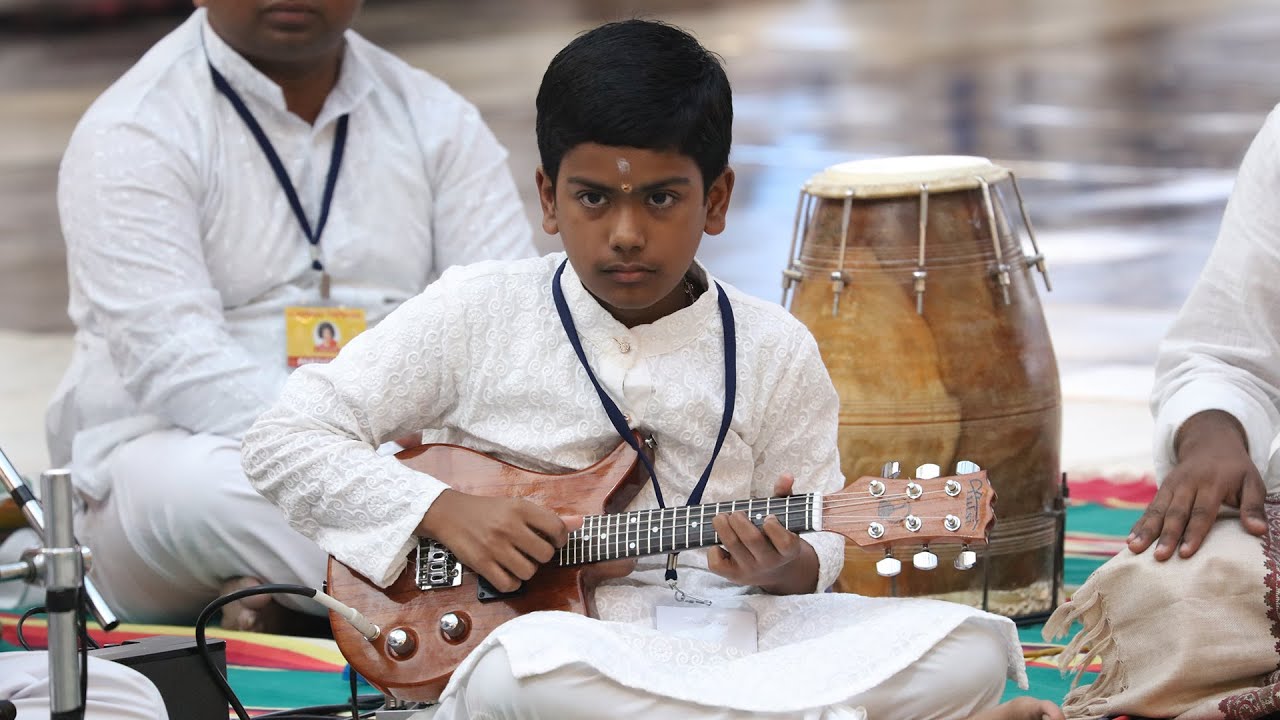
left=536, top=19, right=733, bottom=194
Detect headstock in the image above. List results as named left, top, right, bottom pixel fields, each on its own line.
left=821, top=460, right=995, bottom=577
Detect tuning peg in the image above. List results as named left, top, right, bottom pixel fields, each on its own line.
left=881, top=461, right=901, bottom=479
left=953, top=545, right=977, bottom=571
left=955, top=460, right=981, bottom=474
left=914, top=463, right=940, bottom=480
left=876, top=550, right=902, bottom=577
left=912, top=545, right=938, bottom=571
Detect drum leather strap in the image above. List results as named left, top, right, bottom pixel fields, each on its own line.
left=551, top=259, right=737, bottom=591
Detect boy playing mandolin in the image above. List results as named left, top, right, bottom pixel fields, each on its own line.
left=243, top=19, right=1061, bottom=720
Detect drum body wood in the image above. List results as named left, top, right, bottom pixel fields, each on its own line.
left=784, top=156, right=1061, bottom=619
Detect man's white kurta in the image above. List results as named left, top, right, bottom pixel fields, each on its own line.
left=1151, top=104, right=1280, bottom=490
left=48, top=8, right=534, bottom=499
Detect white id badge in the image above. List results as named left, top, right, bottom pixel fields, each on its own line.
left=653, top=601, right=758, bottom=654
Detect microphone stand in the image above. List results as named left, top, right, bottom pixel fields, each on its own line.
left=41, top=469, right=84, bottom=720
left=0, top=448, right=117, bottom=631
left=0, top=448, right=120, bottom=720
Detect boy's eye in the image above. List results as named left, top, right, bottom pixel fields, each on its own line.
left=577, top=192, right=608, bottom=208
left=649, top=191, right=677, bottom=208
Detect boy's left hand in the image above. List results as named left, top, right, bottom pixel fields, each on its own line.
left=707, top=474, right=819, bottom=595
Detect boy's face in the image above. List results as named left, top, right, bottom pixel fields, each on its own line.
left=537, top=144, right=734, bottom=327
left=196, top=0, right=362, bottom=66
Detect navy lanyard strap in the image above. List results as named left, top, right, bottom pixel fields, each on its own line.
left=551, top=259, right=738, bottom=514
left=208, top=63, right=349, bottom=271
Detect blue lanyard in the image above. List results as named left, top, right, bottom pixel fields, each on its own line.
left=208, top=62, right=348, bottom=273
left=551, top=258, right=737, bottom=522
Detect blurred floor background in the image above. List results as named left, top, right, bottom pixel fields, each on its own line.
left=1, top=0, right=1277, bottom=477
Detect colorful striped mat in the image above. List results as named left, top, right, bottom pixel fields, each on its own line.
left=2, top=476, right=1153, bottom=715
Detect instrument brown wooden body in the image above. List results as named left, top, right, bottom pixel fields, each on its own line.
left=326, top=441, right=646, bottom=702
left=327, top=439, right=994, bottom=701
left=784, top=157, right=1062, bottom=618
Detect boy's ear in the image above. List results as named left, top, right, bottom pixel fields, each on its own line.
left=702, top=166, right=736, bottom=236
left=535, top=166, right=559, bottom=236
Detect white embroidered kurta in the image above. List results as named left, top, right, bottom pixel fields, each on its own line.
left=243, top=254, right=1025, bottom=713
left=1152, top=103, right=1280, bottom=490
left=47, top=8, right=533, bottom=499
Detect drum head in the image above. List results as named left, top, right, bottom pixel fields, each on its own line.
left=803, top=155, right=1009, bottom=199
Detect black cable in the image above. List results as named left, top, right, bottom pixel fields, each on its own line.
left=196, top=583, right=324, bottom=720
left=16, top=605, right=45, bottom=650
left=349, top=665, right=359, bottom=719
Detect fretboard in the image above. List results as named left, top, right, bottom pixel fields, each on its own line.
left=557, top=494, right=818, bottom=567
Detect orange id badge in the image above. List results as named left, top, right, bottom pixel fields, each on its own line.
left=285, top=306, right=367, bottom=367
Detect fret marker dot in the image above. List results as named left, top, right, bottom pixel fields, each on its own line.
left=629, top=517, right=637, bottom=523
left=599, top=533, right=607, bottom=540
left=651, top=528, right=658, bottom=533
left=691, top=522, right=699, bottom=527
left=629, top=543, right=636, bottom=549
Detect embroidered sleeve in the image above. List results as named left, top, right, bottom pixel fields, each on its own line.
left=749, top=327, right=846, bottom=592
left=242, top=272, right=474, bottom=587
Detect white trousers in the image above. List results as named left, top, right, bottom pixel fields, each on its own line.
left=434, top=618, right=1007, bottom=720
left=77, top=429, right=328, bottom=623
left=0, top=652, right=168, bottom=719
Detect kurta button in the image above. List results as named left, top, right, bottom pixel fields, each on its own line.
left=614, top=337, right=631, bottom=353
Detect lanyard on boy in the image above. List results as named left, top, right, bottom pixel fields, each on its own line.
left=207, top=62, right=349, bottom=301
left=552, top=259, right=737, bottom=604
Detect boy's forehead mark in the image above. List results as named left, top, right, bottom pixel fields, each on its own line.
left=617, top=157, right=632, bottom=193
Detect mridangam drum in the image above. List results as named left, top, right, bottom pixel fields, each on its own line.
left=782, top=155, right=1062, bottom=621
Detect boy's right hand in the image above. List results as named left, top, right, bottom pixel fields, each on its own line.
left=418, top=489, right=571, bottom=592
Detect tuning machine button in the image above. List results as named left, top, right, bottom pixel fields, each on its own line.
left=912, top=545, right=938, bottom=571
left=954, top=545, right=978, bottom=571
left=914, top=463, right=941, bottom=480
left=881, top=461, right=901, bottom=479
left=876, top=550, right=902, bottom=578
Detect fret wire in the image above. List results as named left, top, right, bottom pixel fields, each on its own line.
left=601, top=512, right=609, bottom=562
left=670, top=506, right=679, bottom=554
left=588, top=515, right=596, bottom=564
left=645, top=507, right=652, bottom=555
left=632, top=509, right=640, bottom=557
left=682, top=504, right=689, bottom=552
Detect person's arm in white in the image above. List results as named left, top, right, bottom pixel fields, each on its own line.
left=1133, top=105, right=1280, bottom=560
left=58, top=121, right=281, bottom=440
left=420, top=97, right=537, bottom=269
left=242, top=270, right=568, bottom=594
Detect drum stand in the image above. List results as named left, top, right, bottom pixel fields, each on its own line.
left=987, top=472, right=1067, bottom=627
left=0, top=446, right=119, bottom=720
